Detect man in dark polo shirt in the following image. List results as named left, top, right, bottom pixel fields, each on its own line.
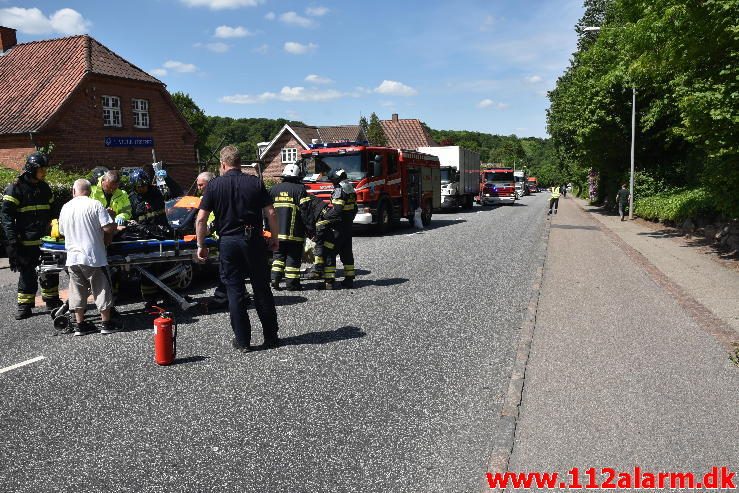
left=195, top=145, right=281, bottom=351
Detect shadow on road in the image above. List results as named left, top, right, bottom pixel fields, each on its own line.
left=354, top=277, right=409, bottom=288
left=172, top=355, right=208, bottom=365
left=280, top=325, right=365, bottom=347
left=551, top=224, right=600, bottom=231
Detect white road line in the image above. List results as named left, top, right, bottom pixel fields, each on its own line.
left=0, top=355, right=46, bottom=375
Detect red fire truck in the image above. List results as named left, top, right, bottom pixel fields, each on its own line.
left=478, top=166, right=517, bottom=205
left=300, top=142, right=441, bottom=233
left=527, top=176, right=538, bottom=193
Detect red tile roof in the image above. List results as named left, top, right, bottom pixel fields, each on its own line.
left=316, top=125, right=364, bottom=142
left=0, top=35, right=162, bottom=135
left=380, top=118, right=437, bottom=149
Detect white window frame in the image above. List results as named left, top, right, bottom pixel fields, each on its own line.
left=281, top=147, right=298, bottom=164
left=132, top=98, right=150, bottom=128
left=102, top=95, right=122, bottom=127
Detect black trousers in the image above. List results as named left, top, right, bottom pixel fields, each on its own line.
left=324, top=228, right=355, bottom=281
left=548, top=197, right=560, bottom=213
left=17, top=245, right=59, bottom=306
left=271, top=240, right=303, bottom=282
left=219, top=235, right=278, bottom=347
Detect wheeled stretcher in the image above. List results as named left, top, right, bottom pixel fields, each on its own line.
left=37, top=236, right=219, bottom=311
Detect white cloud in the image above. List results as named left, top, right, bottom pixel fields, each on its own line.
left=306, top=6, right=329, bottom=16
left=264, top=11, right=275, bottom=20
left=163, top=60, right=198, bottom=73
left=284, top=41, right=317, bottom=55
left=149, top=68, right=168, bottom=78
left=305, top=74, right=333, bottom=84
left=374, top=80, right=418, bottom=96
left=220, top=86, right=343, bottom=104
left=0, top=7, right=90, bottom=35
left=524, top=75, right=543, bottom=84
left=253, top=44, right=269, bottom=54
left=480, top=15, right=496, bottom=32
left=214, top=25, right=251, bottom=38
left=477, top=99, right=509, bottom=110
left=180, top=0, right=262, bottom=9
left=195, top=42, right=230, bottom=53
left=279, top=11, right=314, bottom=28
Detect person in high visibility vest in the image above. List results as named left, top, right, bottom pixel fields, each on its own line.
left=0, top=152, right=62, bottom=319
left=90, top=170, right=131, bottom=225
left=547, top=185, right=561, bottom=216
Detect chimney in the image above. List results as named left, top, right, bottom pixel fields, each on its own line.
left=391, top=113, right=399, bottom=122
left=0, top=27, right=17, bottom=53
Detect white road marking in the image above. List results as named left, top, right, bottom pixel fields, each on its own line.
left=0, top=355, right=46, bottom=375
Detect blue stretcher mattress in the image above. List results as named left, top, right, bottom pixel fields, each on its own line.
left=41, top=237, right=217, bottom=254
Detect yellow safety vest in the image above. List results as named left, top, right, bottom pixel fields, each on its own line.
left=550, top=187, right=561, bottom=199
left=91, top=186, right=132, bottom=222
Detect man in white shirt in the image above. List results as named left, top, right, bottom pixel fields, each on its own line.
left=58, top=179, right=121, bottom=336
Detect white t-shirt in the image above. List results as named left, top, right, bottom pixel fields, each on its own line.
left=58, top=196, right=114, bottom=267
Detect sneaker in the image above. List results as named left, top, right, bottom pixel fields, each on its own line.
left=341, top=278, right=354, bottom=289
left=554, top=210, right=558, bottom=214
left=231, top=338, right=252, bottom=353
left=15, top=305, right=32, bottom=320
left=73, top=320, right=98, bottom=337
left=100, top=320, right=123, bottom=335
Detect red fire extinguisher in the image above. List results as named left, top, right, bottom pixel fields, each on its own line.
left=153, top=308, right=177, bottom=366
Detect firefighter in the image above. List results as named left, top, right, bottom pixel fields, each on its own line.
left=300, top=194, right=341, bottom=290
left=91, top=170, right=131, bottom=225
left=324, top=168, right=357, bottom=289
left=1, top=152, right=61, bottom=319
left=269, top=163, right=308, bottom=291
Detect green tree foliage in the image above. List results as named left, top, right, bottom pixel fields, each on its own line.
left=367, top=112, right=388, bottom=146
left=170, top=91, right=210, bottom=159
left=359, top=116, right=369, bottom=140
left=548, top=0, right=739, bottom=217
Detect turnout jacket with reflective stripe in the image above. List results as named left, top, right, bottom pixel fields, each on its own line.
left=130, top=187, right=168, bottom=227
left=270, top=181, right=308, bottom=242
left=331, top=181, right=357, bottom=226
left=1, top=176, right=55, bottom=246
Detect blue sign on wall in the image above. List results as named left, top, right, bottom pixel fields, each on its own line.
left=104, top=137, right=154, bottom=147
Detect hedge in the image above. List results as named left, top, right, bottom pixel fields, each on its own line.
left=634, top=188, right=717, bottom=224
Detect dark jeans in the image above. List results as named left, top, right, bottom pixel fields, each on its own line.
left=618, top=202, right=627, bottom=219
left=548, top=197, right=559, bottom=213
left=219, top=235, right=278, bottom=347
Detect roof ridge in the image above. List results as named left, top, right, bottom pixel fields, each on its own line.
left=89, top=37, right=162, bottom=85
left=14, top=34, right=89, bottom=47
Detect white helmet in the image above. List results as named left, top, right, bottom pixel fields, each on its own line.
left=282, top=163, right=301, bottom=179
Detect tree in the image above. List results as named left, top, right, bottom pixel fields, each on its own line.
left=359, top=116, right=369, bottom=141
left=170, top=91, right=210, bottom=159
left=367, top=112, right=388, bottom=146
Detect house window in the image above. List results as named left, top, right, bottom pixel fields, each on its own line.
left=132, top=99, right=150, bottom=128
left=281, top=147, right=298, bottom=164
left=102, top=95, right=121, bottom=127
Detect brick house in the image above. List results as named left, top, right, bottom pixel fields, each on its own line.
left=0, top=27, right=197, bottom=186
left=257, top=114, right=436, bottom=180
left=258, top=124, right=365, bottom=180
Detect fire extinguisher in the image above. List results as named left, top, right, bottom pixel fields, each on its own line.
left=153, top=308, right=177, bottom=366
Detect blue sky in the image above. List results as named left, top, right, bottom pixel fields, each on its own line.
left=1, top=1, right=584, bottom=138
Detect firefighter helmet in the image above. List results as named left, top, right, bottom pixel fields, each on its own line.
left=128, top=168, right=150, bottom=187
left=89, top=166, right=109, bottom=186
left=327, top=168, right=347, bottom=184
left=22, top=152, right=49, bottom=176
left=281, top=163, right=302, bottom=179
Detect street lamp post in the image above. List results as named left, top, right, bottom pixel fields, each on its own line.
left=584, top=26, right=636, bottom=219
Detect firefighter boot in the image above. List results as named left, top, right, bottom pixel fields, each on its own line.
left=285, top=279, right=302, bottom=291
left=45, top=298, right=63, bottom=311
left=341, top=278, right=354, bottom=289
left=16, top=304, right=32, bottom=320
left=270, top=273, right=283, bottom=290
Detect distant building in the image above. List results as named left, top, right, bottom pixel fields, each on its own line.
left=0, top=27, right=197, bottom=186
left=258, top=113, right=437, bottom=180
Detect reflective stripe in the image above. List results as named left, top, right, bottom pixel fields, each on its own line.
left=323, top=241, right=335, bottom=249
left=284, top=267, right=300, bottom=273
left=342, top=205, right=355, bottom=211
left=277, top=234, right=304, bottom=242
left=272, top=260, right=286, bottom=266
left=316, top=220, right=331, bottom=227
left=3, top=195, right=20, bottom=205
left=324, top=267, right=336, bottom=272
left=41, top=287, right=59, bottom=295
left=300, top=196, right=312, bottom=204
left=17, top=293, right=35, bottom=304
left=332, top=199, right=345, bottom=206
left=18, top=204, right=50, bottom=212
left=314, top=257, right=324, bottom=265
left=21, top=239, right=41, bottom=246
left=271, top=266, right=284, bottom=273
left=343, top=264, right=355, bottom=270
left=285, top=273, right=300, bottom=279
left=273, top=202, right=298, bottom=209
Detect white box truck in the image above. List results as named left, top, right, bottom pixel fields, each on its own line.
left=417, top=146, right=480, bottom=210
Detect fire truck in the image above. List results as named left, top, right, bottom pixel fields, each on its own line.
left=478, top=166, right=517, bottom=205
left=300, top=142, right=441, bottom=233
left=527, top=176, right=538, bottom=193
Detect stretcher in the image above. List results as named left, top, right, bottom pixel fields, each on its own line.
left=37, top=235, right=218, bottom=311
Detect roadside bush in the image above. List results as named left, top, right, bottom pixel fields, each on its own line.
left=634, top=188, right=717, bottom=224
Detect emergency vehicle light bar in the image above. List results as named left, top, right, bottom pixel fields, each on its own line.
left=307, top=140, right=369, bottom=149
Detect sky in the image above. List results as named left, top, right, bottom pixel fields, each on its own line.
left=0, top=1, right=584, bottom=138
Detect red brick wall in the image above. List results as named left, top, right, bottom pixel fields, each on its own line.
left=31, top=75, right=197, bottom=187
left=261, top=132, right=307, bottom=180
left=0, top=135, right=34, bottom=170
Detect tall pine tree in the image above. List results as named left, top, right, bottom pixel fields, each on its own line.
left=367, top=112, right=388, bottom=146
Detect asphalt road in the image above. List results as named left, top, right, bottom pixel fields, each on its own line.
left=0, top=193, right=550, bottom=492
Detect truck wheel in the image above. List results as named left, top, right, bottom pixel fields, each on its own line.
left=421, top=200, right=432, bottom=227
left=175, top=261, right=194, bottom=289
left=376, top=202, right=391, bottom=234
